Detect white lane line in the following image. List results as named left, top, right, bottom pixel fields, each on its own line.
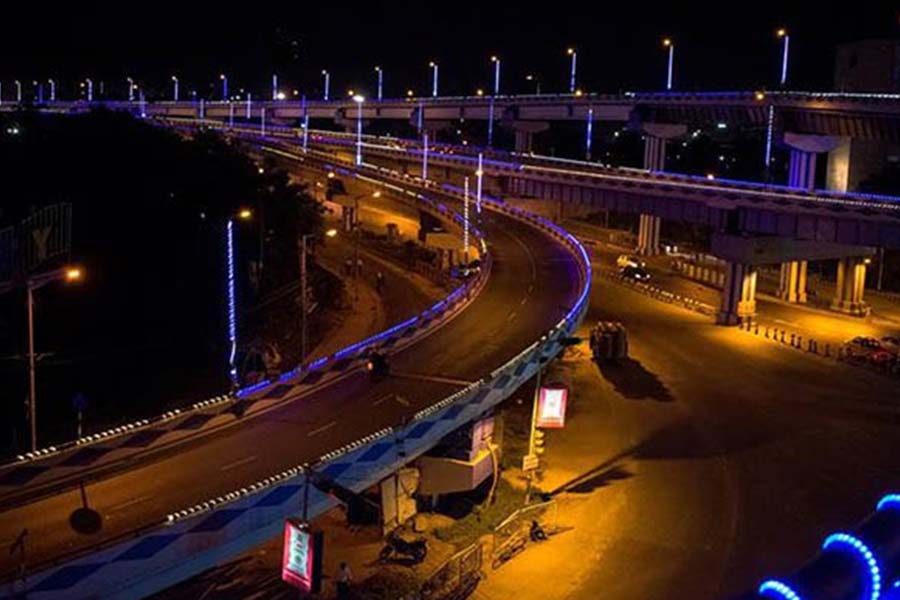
left=220, top=455, right=258, bottom=472
left=107, top=494, right=152, bottom=513
left=372, top=394, right=391, bottom=406
left=393, top=396, right=410, bottom=406
left=308, top=421, right=338, bottom=437
left=520, top=297, right=528, bottom=306
left=507, top=311, right=518, bottom=322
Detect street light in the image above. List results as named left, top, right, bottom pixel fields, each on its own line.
left=48, top=79, right=55, bottom=102
left=322, top=70, right=330, bottom=101
left=662, top=38, right=675, bottom=90
left=23, top=266, right=84, bottom=452
left=85, top=78, right=93, bottom=102
left=220, top=74, right=229, bottom=100
left=353, top=94, right=365, bottom=166
left=567, top=48, right=577, bottom=93
left=429, top=61, right=439, bottom=97
left=777, top=28, right=790, bottom=86
left=14, top=79, right=22, bottom=103
left=272, top=73, right=279, bottom=101
left=374, top=66, right=383, bottom=101
left=525, top=74, right=541, bottom=95
left=171, top=75, right=179, bottom=102
left=126, top=77, right=134, bottom=102
left=491, top=55, right=501, bottom=96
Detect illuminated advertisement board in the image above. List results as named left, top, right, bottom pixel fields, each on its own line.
left=536, top=386, right=568, bottom=429
left=282, top=519, right=323, bottom=593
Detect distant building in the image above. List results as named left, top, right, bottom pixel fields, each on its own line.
left=834, top=38, right=900, bottom=92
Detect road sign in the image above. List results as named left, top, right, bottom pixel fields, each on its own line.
left=282, top=519, right=323, bottom=593
left=536, top=386, right=568, bottom=429
left=522, top=454, right=539, bottom=472
left=0, top=203, right=72, bottom=285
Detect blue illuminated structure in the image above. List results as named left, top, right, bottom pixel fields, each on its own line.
left=226, top=219, right=239, bottom=390
left=759, top=580, right=804, bottom=600
left=491, top=55, right=501, bottom=96
left=429, top=61, right=439, bottom=97
left=822, top=532, right=882, bottom=600
left=272, top=74, right=278, bottom=100
left=220, top=74, right=228, bottom=100
left=322, top=70, right=330, bottom=101
left=585, top=107, right=594, bottom=160
left=375, top=66, right=383, bottom=101
left=487, top=97, right=495, bottom=146
left=877, top=494, right=900, bottom=512
left=567, top=48, right=577, bottom=93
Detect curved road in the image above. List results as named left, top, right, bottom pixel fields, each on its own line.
left=0, top=192, right=581, bottom=578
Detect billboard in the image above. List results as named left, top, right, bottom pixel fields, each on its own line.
left=282, top=520, right=323, bottom=593
left=536, top=386, right=568, bottom=429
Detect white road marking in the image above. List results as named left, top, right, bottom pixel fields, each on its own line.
left=308, top=421, right=338, bottom=437
left=520, top=297, right=528, bottom=306
left=220, top=455, right=258, bottom=472
left=372, top=394, right=391, bottom=406
left=107, top=494, right=152, bottom=513
left=507, top=311, right=518, bottom=322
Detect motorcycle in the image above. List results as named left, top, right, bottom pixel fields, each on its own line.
left=379, top=530, right=428, bottom=563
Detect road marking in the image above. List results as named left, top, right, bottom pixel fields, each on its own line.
left=520, top=297, right=528, bottom=306
left=221, top=455, right=258, bottom=472
left=394, top=396, right=410, bottom=406
left=372, top=394, right=391, bottom=406
left=308, top=421, right=338, bottom=437
left=507, top=311, right=518, bottom=322
left=107, top=494, right=152, bottom=513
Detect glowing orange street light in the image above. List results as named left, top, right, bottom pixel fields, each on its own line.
left=238, top=208, right=253, bottom=220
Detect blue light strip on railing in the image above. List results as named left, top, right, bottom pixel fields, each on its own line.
left=226, top=219, right=239, bottom=389
left=876, top=494, right=900, bottom=512
left=758, top=580, right=804, bottom=600
left=822, top=532, right=881, bottom=600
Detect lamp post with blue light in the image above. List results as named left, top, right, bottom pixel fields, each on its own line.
left=662, top=38, right=675, bottom=90
left=220, top=74, right=229, bottom=101
left=491, top=55, right=501, bottom=96
left=14, top=80, right=22, bottom=103
left=777, top=28, right=790, bottom=86
left=322, top=70, right=330, bottom=101
left=48, top=79, right=55, bottom=103
left=85, top=78, right=93, bottom=102
left=353, top=94, right=365, bottom=166
left=567, top=48, right=577, bottom=93
left=126, top=77, right=135, bottom=102
left=171, top=75, right=179, bottom=102
left=429, top=61, right=439, bottom=97
left=374, top=66, right=383, bottom=101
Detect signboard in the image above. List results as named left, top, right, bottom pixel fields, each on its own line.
left=0, top=203, right=72, bottom=284
left=282, top=520, right=323, bottom=593
left=522, top=454, right=540, bottom=472
left=536, top=386, right=568, bottom=429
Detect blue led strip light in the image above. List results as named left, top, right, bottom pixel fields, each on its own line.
left=822, top=532, right=882, bottom=600
left=226, top=219, right=238, bottom=388
left=758, top=580, right=804, bottom=600
left=877, top=494, right=900, bottom=512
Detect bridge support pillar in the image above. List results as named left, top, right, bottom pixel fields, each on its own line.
left=784, top=132, right=843, bottom=191
left=634, top=123, right=686, bottom=257
left=717, top=262, right=757, bottom=326
left=514, top=130, right=534, bottom=153
left=777, top=260, right=808, bottom=304
left=636, top=214, right=661, bottom=256
left=831, top=256, right=870, bottom=316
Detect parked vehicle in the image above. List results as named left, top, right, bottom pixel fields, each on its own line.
left=840, top=337, right=896, bottom=367
left=590, top=321, right=628, bottom=363
left=379, top=530, right=428, bottom=563
left=620, top=265, right=651, bottom=282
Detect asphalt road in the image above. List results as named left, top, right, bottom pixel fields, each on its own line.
left=0, top=202, right=581, bottom=577
left=476, top=270, right=900, bottom=600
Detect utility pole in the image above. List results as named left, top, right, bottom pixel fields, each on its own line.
left=524, top=362, right=543, bottom=505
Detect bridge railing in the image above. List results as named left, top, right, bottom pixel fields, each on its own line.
left=15, top=124, right=591, bottom=600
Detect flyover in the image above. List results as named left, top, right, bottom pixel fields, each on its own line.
left=0, top=141, right=591, bottom=598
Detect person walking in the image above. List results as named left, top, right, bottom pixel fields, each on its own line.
left=375, top=271, right=385, bottom=294
left=336, top=561, right=353, bottom=599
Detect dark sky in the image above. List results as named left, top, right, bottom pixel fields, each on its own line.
left=3, top=2, right=899, bottom=99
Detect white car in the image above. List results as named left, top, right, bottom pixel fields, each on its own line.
left=616, top=254, right=645, bottom=269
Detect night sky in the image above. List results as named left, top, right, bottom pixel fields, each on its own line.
left=2, top=2, right=899, bottom=99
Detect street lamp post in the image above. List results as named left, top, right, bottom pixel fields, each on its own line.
left=15, top=80, right=22, bottom=103
left=567, top=48, right=577, bottom=93
left=24, top=266, right=83, bottom=452
left=272, top=74, right=278, bottom=101
left=777, top=28, right=790, bottom=86
left=353, top=94, right=365, bottom=166
left=663, top=38, right=675, bottom=90
left=34, top=81, right=42, bottom=104
left=491, top=55, right=501, bottom=96
left=429, top=61, right=439, bottom=97
left=48, top=80, right=55, bottom=102
left=375, top=66, right=383, bottom=101
left=172, top=75, right=179, bottom=102
left=220, top=74, right=229, bottom=100
left=127, top=77, right=134, bottom=102
left=585, top=107, right=594, bottom=161
left=525, top=74, right=541, bottom=95
left=322, top=70, right=330, bottom=101
left=85, top=78, right=93, bottom=102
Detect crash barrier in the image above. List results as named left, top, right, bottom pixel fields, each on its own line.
left=13, top=126, right=591, bottom=599
left=419, top=541, right=485, bottom=600
left=737, top=317, right=900, bottom=379
left=755, top=493, right=900, bottom=600
left=0, top=145, right=490, bottom=499
left=598, top=269, right=716, bottom=317
left=491, top=500, right=560, bottom=565
left=670, top=258, right=726, bottom=288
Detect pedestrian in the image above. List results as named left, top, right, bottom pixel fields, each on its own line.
left=376, top=271, right=385, bottom=293
left=356, top=258, right=364, bottom=275
left=344, top=258, right=352, bottom=275
left=336, top=561, right=353, bottom=599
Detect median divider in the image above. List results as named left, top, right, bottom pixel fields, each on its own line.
left=13, top=124, right=592, bottom=600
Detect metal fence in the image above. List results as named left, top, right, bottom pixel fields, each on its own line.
left=419, top=542, right=484, bottom=600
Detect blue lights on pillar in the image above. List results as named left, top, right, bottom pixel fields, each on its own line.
left=877, top=494, right=900, bottom=512
left=822, top=532, right=881, bottom=600
left=226, top=219, right=238, bottom=390
left=764, top=105, right=775, bottom=170
left=758, top=580, right=804, bottom=600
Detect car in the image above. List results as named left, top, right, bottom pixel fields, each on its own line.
left=621, top=265, right=651, bottom=282
left=616, top=254, right=645, bottom=269
left=880, top=336, right=900, bottom=355
left=841, top=336, right=896, bottom=367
